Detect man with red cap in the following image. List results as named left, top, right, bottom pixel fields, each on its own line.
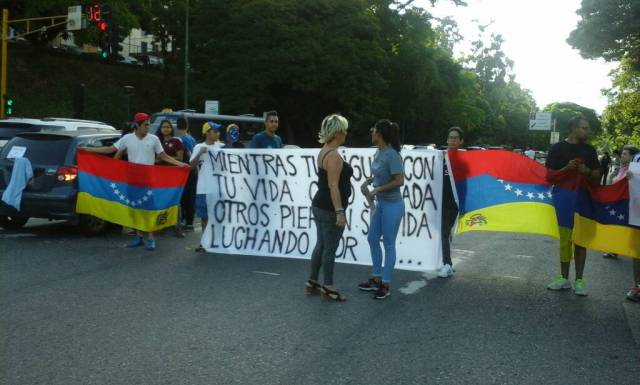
left=84, top=112, right=189, bottom=250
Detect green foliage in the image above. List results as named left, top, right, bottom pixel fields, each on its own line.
left=600, top=58, right=640, bottom=150
left=542, top=102, right=602, bottom=141
left=189, top=0, right=389, bottom=145
left=568, top=0, right=640, bottom=66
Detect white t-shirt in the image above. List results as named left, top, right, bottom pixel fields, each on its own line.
left=114, top=133, right=164, bottom=165
left=191, top=141, right=225, bottom=194
left=524, top=149, right=535, bottom=160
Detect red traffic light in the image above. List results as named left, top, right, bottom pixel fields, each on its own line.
left=98, top=21, right=108, bottom=31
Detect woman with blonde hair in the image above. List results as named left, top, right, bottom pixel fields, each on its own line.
left=305, top=114, right=353, bottom=301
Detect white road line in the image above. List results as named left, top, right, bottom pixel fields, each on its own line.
left=0, top=233, right=37, bottom=238
left=251, top=271, right=281, bottom=276
left=514, top=254, right=535, bottom=259
left=502, top=275, right=523, bottom=280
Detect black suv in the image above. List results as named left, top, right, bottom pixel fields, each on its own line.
left=0, top=130, right=121, bottom=234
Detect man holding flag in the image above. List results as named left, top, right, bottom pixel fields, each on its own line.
left=82, top=112, right=189, bottom=250
left=545, top=116, right=601, bottom=296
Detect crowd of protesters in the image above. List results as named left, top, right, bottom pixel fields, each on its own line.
left=81, top=110, right=639, bottom=303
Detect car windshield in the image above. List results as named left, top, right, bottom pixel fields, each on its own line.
left=1, top=135, right=72, bottom=165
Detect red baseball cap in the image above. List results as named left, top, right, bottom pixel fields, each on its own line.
left=134, top=112, right=150, bottom=125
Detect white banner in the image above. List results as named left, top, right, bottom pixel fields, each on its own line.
left=629, top=163, right=640, bottom=227
left=200, top=148, right=444, bottom=271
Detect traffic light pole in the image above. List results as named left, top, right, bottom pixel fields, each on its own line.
left=1, top=9, right=8, bottom=118
left=1, top=9, right=67, bottom=118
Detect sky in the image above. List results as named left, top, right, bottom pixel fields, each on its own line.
left=418, top=0, right=617, bottom=114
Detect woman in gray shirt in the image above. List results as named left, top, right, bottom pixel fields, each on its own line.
left=358, top=120, right=405, bottom=299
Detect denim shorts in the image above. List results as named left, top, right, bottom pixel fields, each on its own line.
left=195, top=194, right=208, bottom=220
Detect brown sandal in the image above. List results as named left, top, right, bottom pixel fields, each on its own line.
left=321, top=286, right=347, bottom=302
left=304, top=280, right=322, bottom=295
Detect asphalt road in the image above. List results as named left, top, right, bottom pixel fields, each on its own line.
left=1, top=219, right=639, bottom=385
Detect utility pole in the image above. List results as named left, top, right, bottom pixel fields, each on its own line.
left=1, top=9, right=8, bottom=117
left=183, top=0, right=189, bottom=109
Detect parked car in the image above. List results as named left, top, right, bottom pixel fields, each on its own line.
left=119, top=55, right=140, bottom=65
left=0, top=117, right=117, bottom=151
left=0, top=130, right=121, bottom=234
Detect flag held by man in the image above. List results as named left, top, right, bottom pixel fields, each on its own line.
left=76, top=150, right=190, bottom=232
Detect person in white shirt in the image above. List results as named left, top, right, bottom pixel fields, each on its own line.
left=189, top=122, right=225, bottom=252
left=84, top=112, right=188, bottom=250
left=524, top=146, right=536, bottom=160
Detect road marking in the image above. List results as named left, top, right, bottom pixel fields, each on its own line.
left=399, top=279, right=428, bottom=295
left=514, top=254, right=535, bottom=259
left=502, top=275, right=523, bottom=280
left=0, top=233, right=37, bottom=238
left=251, top=271, right=280, bottom=276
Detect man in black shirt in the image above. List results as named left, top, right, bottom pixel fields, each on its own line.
left=438, top=127, right=463, bottom=278
left=545, top=116, right=601, bottom=296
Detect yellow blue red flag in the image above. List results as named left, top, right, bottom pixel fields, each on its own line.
left=76, top=150, right=190, bottom=232
left=448, top=150, right=560, bottom=238
left=573, top=180, right=640, bottom=259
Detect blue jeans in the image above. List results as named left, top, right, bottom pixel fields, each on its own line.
left=368, top=198, right=405, bottom=283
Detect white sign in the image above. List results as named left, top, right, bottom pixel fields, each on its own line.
left=550, top=131, right=560, bottom=144
left=205, top=100, right=219, bottom=115
left=529, top=112, right=553, bottom=131
left=66, top=6, right=82, bottom=31
left=199, top=148, right=444, bottom=272
left=7, top=146, right=26, bottom=159
left=629, top=163, right=640, bottom=227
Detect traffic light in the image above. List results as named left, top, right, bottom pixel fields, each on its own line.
left=109, top=24, right=127, bottom=61
left=98, top=31, right=110, bottom=59
left=4, top=96, right=14, bottom=116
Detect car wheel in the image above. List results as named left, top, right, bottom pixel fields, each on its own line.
left=0, top=215, right=29, bottom=230
left=79, top=214, right=109, bottom=235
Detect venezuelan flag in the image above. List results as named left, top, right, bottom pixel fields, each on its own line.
left=448, top=150, right=559, bottom=238
left=573, top=180, right=640, bottom=259
left=76, top=150, right=190, bottom=232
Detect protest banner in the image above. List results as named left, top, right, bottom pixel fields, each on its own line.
left=199, top=148, right=444, bottom=271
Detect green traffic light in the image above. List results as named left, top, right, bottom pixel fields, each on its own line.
left=100, top=50, right=108, bottom=59
left=6, top=108, right=12, bottom=115
left=6, top=99, right=13, bottom=106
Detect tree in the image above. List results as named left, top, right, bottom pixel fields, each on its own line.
left=462, top=31, right=536, bottom=147
left=599, top=58, right=640, bottom=150
left=189, top=0, right=389, bottom=146
left=568, top=0, right=640, bottom=66
left=542, top=102, right=602, bottom=141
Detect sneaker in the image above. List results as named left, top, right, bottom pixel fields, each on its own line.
left=438, top=264, right=454, bottom=278
left=626, top=286, right=640, bottom=302
left=145, top=239, right=156, bottom=251
left=373, top=284, right=391, bottom=300
left=574, top=278, right=588, bottom=296
left=358, top=277, right=380, bottom=292
left=126, top=236, right=144, bottom=248
left=547, top=276, right=571, bottom=290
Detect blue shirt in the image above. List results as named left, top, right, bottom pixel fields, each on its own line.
left=372, top=147, right=403, bottom=201
left=250, top=131, right=283, bottom=149
left=180, top=134, right=196, bottom=154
